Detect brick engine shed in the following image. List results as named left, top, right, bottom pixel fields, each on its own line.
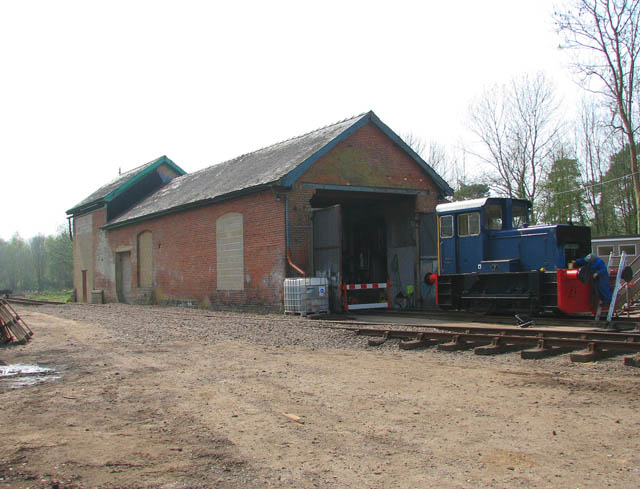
left=66, top=112, right=453, bottom=312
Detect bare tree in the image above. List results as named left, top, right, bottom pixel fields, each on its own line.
left=402, top=131, right=428, bottom=158
left=401, top=132, right=456, bottom=184
left=576, top=98, right=616, bottom=233
left=467, top=73, right=561, bottom=215
left=555, top=0, right=640, bottom=232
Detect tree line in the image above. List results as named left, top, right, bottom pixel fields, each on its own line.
left=414, top=0, right=640, bottom=237
left=0, top=227, right=73, bottom=292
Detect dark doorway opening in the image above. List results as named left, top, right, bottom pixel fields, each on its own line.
left=342, top=205, right=387, bottom=285
left=310, top=189, right=416, bottom=311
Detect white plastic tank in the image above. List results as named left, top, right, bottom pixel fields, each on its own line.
left=284, top=277, right=329, bottom=315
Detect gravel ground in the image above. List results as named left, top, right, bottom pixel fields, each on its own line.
left=32, top=303, right=372, bottom=350
left=1, top=303, right=639, bottom=489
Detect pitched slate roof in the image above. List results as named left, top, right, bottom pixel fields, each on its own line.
left=103, top=111, right=454, bottom=229
left=66, top=155, right=185, bottom=215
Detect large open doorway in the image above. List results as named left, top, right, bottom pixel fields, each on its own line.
left=310, top=189, right=417, bottom=312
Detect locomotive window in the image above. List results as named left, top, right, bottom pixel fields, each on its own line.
left=620, top=244, right=636, bottom=256
left=458, top=212, right=480, bottom=237
left=597, top=245, right=614, bottom=256
left=440, top=215, right=453, bottom=238
left=485, top=204, right=502, bottom=230
left=512, top=204, right=529, bottom=228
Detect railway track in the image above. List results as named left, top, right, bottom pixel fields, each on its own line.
left=5, top=297, right=65, bottom=306
left=323, top=320, right=640, bottom=367
left=351, top=308, right=640, bottom=330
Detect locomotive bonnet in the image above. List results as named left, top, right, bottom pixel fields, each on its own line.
left=434, top=197, right=595, bottom=314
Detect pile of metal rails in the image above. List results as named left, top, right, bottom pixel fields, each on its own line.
left=0, top=299, right=33, bottom=345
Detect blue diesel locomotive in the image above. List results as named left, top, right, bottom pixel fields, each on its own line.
left=432, top=197, right=596, bottom=314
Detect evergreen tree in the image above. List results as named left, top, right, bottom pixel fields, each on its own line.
left=539, top=158, right=587, bottom=225
left=454, top=183, right=490, bottom=201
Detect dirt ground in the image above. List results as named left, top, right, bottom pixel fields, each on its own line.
left=1, top=304, right=640, bottom=489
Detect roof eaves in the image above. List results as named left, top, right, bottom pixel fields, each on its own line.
left=65, top=201, right=106, bottom=217
left=592, top=234, right=640, bottom=241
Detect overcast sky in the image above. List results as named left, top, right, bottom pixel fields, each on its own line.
left=0, top=0, right=581, bottom=241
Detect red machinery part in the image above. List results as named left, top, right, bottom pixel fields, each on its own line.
left=556, top=269, right=594, bottom=314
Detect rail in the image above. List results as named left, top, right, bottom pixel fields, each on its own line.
left=5, top=297, right=64, bottom=306
left=323, top=321, right=640, bottom=367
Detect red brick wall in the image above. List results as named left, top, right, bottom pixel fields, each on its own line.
left=98, top=190, right=285, bottom=310
left=301, top=122, right=441, bottom=197
left=286, top=186, right=315, bottom=273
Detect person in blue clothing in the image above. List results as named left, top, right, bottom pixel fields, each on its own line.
left=574, top=253, right=612, bottom=306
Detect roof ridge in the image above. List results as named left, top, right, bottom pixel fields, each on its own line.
left=119, top=155, right=164, bottom=177
left=268, top=111, right=369, bottom=148
left=205, top=111, right=371, bottom=169
left=98, top=155, right=164, bottom=186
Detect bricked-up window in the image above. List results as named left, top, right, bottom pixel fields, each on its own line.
left=137, top=231, right=153, bottom=288
left=216, top=213, right=244, bottom=290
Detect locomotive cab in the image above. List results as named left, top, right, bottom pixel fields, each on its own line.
left=435, top=197, right=593, bottom=314
left=438, top=198, right=534, bottom=275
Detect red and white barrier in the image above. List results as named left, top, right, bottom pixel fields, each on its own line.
left=342, top=282, right=391, bottom=311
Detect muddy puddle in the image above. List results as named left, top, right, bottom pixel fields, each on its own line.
left=0, top=364, right=59, bottom=390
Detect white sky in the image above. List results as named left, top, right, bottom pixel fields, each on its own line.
left=0, top=0, right=581, bottom=241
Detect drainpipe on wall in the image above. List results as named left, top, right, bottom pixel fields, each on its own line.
left=284, top=194, right=307, bottom=277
